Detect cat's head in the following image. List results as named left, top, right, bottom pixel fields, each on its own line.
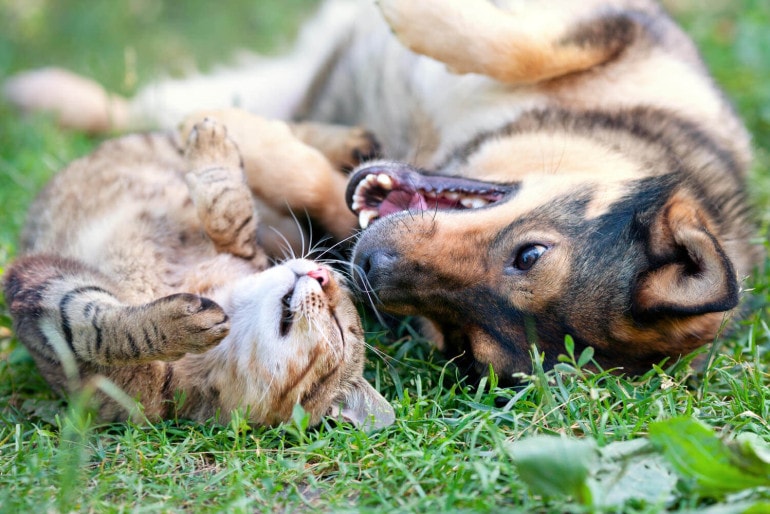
left=222, top=258, right=394, bottom=430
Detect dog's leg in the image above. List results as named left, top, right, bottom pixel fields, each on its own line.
left=3, top=62, right=321, bottom=134
left=180, top=109, right=357, bottom=241
left=378, top=0, right=636, bottom=85
left=288, top=122, right=380, bottom=172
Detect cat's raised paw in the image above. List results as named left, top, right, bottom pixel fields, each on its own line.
left=184, top=118, right=242, bottom=172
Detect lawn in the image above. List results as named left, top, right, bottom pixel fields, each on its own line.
left=1, top=0, right=769, bottom=512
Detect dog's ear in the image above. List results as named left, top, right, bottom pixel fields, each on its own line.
left=634, top=192, right=739, bottom=316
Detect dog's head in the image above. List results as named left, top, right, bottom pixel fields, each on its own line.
left=346, top=109, right=752, bottom=383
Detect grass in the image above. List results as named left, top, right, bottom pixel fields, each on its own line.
left=1, top=0, right=769, bottom=512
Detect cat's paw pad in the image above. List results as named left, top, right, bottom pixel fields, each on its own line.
left=185, top=118, right=242, bottom=171
left=154, top=293, right=230, bottom=357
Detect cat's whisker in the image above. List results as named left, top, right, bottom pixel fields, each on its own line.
left=283, top=206, right=312, bottom=261
left=307, top=230, right=360, bottom=261
left=268, top=226, right=298, bottom=262
left=305, top=235, right=341, bottom=262
left=255, top=373, right=277, bottom=410
left=349, top=262, right=385, bottom=307
left=363, top=341, right=391, bottom=364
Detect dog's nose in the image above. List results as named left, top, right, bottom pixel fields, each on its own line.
left=352, top=246, right=399, bottom=290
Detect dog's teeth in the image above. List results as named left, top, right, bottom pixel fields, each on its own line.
left=460, top=197, right=489, bottom=209
left=365, top=174, right=379, bottom=185
left=444, top=191, right=460, bottom=201
left=376, top=174, right=393, bottom=189
left=359, top=210, right=378, bottom=229
left=359, top=210, right=370, bottom=229
left=354, top=182, right=368, bottom=198
left=424, top=190, right=437, bottom=199
left=352, top=191, right=367, bottom=211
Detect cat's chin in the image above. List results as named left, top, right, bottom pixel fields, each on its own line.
left=218, top=258, right=345, bottom=346
left=203, top=258, right=363, bottom=424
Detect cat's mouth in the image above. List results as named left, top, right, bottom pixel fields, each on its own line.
left=346, top=162, right=515, bottom=228
left=279, top=288, right=294, bottom=337
left=275, top=267, right=344, bottom=343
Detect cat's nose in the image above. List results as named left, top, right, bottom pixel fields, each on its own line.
left=307, top=267, right=330, bottom=288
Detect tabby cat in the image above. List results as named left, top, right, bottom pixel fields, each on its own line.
left=3, top=117, right=394, bottom=429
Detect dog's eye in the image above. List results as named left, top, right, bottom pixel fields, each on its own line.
left=513, top=244, right=547, bottom=271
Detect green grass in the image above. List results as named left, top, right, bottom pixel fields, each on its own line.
left=1, top=0, right=770, bottom=512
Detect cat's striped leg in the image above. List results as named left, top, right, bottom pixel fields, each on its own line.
left=4, top=255, right=230, bottom=421
left=3, top=255, right=230, bottom=368
left=184, top=118, right=267, bottom=267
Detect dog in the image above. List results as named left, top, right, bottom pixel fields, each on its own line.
left=5, top=0, right=761, bottom=385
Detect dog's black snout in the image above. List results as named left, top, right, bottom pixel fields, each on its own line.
left=352, top=246, right=399, bottom=290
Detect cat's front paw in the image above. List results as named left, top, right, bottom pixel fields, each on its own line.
left=184, top=118, right=242, bottom=172
left=151, top=293, right=230, bottom=358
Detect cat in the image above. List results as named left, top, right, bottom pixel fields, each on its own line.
left=3, top=117, right=394, bottom=429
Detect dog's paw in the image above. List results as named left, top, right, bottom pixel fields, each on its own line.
left=150, top=293, right=230, bottom=358
left=343, top=127, right=381, bottom=171
left=184, top=118, right=242, bottom=172
left=377, top=0, right=495, bottom=77
left=377, top=0, right=410, bottom=40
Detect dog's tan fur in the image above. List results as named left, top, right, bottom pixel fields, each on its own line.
left=4, top=0, right=761, bottom=383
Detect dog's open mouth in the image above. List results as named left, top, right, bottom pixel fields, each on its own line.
left=346, top=163, right=516, bottom=228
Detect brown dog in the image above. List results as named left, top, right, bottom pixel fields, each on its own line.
left=5, top=0, right=761, bottom=384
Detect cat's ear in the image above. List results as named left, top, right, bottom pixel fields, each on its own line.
left=330, top=378, right=395, bottom=430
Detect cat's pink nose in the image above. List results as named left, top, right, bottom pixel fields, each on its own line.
left=307, top=267, right=330, bottom=288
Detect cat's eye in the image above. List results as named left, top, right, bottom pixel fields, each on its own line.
left=512, top=244, right=548, bottom=271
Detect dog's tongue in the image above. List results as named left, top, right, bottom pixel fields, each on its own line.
left=380, top=190, right=429, bottom=216
left=408, top=192, right=429, bottom=211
